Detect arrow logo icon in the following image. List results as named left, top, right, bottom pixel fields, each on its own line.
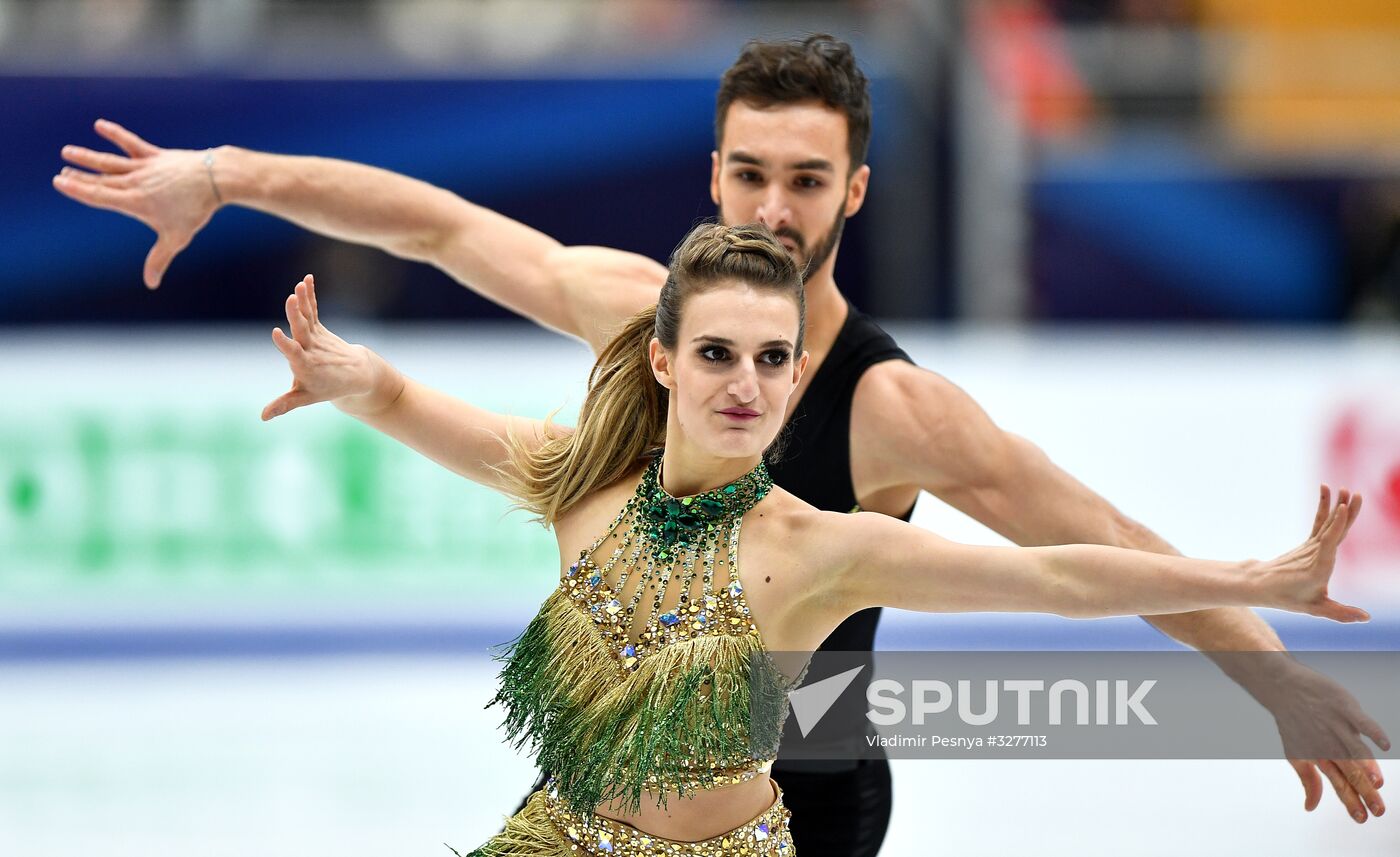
left=788, top=665, right=866, bottom=737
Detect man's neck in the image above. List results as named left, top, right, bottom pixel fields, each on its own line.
left=780, top=273, right=848, bottom=423
left=802, top=274, right=849, bottom=360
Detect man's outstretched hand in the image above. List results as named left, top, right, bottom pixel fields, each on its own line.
left=53, top=119, right=220, bottom=289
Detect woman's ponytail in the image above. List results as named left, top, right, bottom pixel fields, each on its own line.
left=497, top=307, right=666, bottom=525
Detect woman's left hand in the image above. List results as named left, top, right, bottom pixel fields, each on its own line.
left=1261, top=485, right=1367, bottom=622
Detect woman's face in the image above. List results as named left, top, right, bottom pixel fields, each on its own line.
left=650, top=281, right=808, bottom=460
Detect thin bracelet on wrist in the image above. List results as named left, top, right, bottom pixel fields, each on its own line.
left=202, top=149, right=224, bottom=204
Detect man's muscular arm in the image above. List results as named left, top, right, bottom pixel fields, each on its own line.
left=54, top=120, right=664, bottom=352
left=854, top=360, right=1387, bottom=821
left=855, top=360, right=1279, bottom=645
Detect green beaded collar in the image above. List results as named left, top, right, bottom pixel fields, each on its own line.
left=636, top=455, right=772, bottom=557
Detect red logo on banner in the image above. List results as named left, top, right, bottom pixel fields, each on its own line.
left=1326, top=405, right=1400, bottom=575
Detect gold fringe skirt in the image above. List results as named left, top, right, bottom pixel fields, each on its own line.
left=465, top=779, right=794, bottom=856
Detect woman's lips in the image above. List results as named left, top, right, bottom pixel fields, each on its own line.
left=719, top=408, right=760, bottom=422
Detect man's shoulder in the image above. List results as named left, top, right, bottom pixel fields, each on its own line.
left=852, top=359, right=959, bottom=415
left=836, top=303, right=911, bottom=359
left=850, top=359, right=998, bottom=473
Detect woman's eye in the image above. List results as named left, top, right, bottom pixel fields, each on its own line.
left=700, top=347, right=728, bottom=362
left=762, top=350, right=791, bottom=366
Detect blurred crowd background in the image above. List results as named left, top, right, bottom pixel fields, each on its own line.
left=3, top=2, right=1400, bottom=856
left=5, top=0, right=1399, bottom=325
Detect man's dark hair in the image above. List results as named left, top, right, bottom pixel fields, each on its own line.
left=715, top=34, right=872, bottom=171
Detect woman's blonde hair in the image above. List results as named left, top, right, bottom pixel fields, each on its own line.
left=498, top=221, right=804, bottom=525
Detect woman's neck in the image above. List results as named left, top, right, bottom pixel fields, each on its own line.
left=658, top=445, right=763, bottom=497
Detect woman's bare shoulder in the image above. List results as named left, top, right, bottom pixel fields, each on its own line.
left=749, top=487, right=862, bottom=556
left=551, top=461, right=649, bottom=548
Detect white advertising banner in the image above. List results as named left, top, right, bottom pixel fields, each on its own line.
left=1, top=325, right=1395, bottom=644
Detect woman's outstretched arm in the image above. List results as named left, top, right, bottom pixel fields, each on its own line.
left=262, top=274, right=563, bottom=492
left=825, top=488, right=1366, bottom=623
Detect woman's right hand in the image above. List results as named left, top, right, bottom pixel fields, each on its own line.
left=1260, top=485, right=1368, bottom=622
left=262, top=274, right=383, bottom=421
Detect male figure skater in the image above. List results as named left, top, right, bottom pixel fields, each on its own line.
left=55, top=34, right=1388, bottom=853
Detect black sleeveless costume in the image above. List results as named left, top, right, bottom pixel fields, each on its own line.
left=515, top=303, right=914, bottom=856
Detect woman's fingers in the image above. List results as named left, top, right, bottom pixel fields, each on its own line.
left=1322, top=497, right=1350, bottom=548
left=266, top=279, right=331, bottom=422
left=261, top=389, right=317, bottom=422
left=1311, top=484, right=1331, bottom=538
left=1314, top=598, right=1370, bottom=624
left=1344, top=493, right=1364, bottom=537
left=61, top=144, right=136, bottom=174
left=293, top=279, right=315, bottom=326
left=1305, top=492, right=1365, bottom=622
left=284, top=292, right=312, bottom=342
left=271, top=326, right=305, bottom=362
left=265, top=327, right=313, bottom=421
left=305, top=274, right=319, bottom=326
left=93, top=118, right=159, bottom=158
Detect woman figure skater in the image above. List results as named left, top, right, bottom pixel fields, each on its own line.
left=261, top=222, right=1366, bottom=855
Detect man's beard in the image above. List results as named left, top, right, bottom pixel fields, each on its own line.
left=720, top=203, right=846, bottom=284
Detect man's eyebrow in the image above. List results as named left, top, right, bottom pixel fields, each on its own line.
left=726, top=152, right=835, bottom=173
left=726, top=152, right=765, bottom=167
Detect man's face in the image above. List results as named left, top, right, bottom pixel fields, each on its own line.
left=711, top=100, right=870, bottom=282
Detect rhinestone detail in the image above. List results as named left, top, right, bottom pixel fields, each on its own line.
left=539, top=779, right=794, bottom=856
left=559, top=457, right=767, bottom=677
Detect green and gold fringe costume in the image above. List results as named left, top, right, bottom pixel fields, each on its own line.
left=468, top=456, right=797, bottom=855
left=467, top=780, right=794, bottom=855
